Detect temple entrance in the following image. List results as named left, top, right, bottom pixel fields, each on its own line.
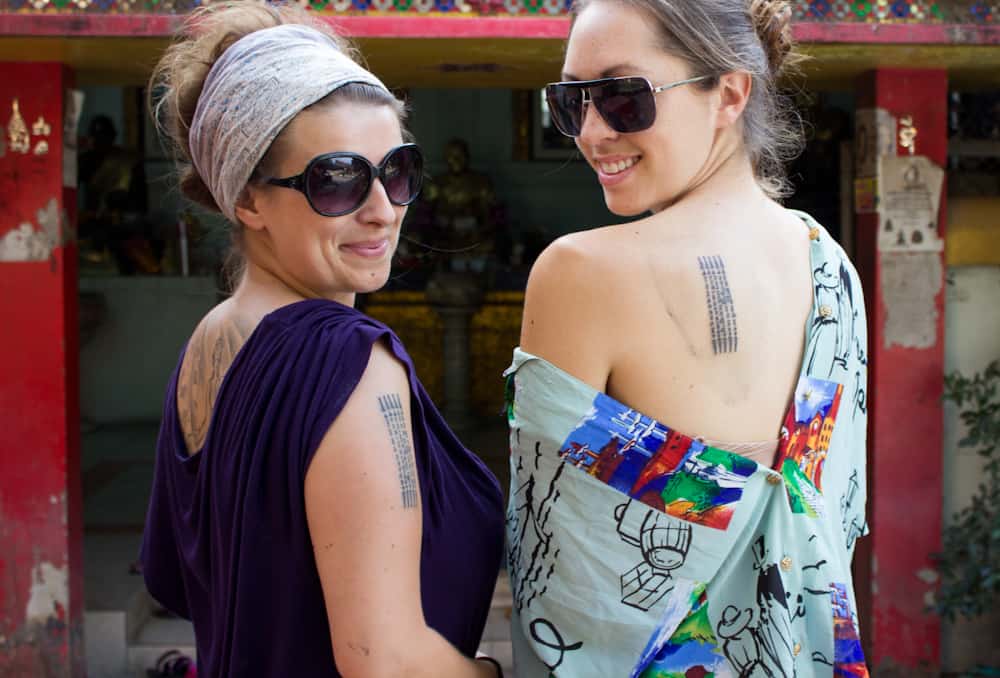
left=17, top=46, right=993, bottom=677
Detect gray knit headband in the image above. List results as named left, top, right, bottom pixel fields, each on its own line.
left=189, top=24, right=390, bottom=223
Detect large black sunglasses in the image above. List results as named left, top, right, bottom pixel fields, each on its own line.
left=266, top=143, right=424, bottom=217
left=545, top=75, right=710, bottom=138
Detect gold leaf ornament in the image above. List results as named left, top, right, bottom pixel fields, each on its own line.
left=8, top=99, right=30, bottom=155
left=32, top=116, right=51, bottom=137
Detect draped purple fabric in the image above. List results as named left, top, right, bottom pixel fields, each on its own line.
left=141, top=299, right=505, bottom=676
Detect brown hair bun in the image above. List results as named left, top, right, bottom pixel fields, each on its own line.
left=749, top=0, right=795, bottom=76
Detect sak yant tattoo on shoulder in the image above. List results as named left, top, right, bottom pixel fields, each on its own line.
left=698, top=255, right=738, bottom=355
left=378, top=393, right=418, bottom=509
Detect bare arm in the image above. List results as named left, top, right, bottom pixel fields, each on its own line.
left=305, top=340, right=497, bottom=678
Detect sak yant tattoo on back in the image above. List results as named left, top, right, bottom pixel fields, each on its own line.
left=178, top=317, right=253, bottom=454
left=378, top=393, right=418, bottom=509
left=698, top=255, right=738, bottom=355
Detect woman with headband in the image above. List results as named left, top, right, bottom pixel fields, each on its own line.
left=139, top=4, right=505, bottom=676
left=504, top=1, right=869, bottom=676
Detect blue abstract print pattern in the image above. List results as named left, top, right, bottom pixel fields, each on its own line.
left=831, top=583, right=869, bottom=678
left=559, top=393, right=756, bottom=530
left=634, top=585, right=733, bottom=678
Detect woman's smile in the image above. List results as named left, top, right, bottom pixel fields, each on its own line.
left=340, top=238, right=390, bottom=259
left=592, top=154, right=641, bottom=186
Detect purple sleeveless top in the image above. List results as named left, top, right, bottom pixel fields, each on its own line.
left=140, top=299, right=505, bottom=676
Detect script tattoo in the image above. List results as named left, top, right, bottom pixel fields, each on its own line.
left=178, top=316, right=252, bottom=454
left=178, top=322, right=211, bottom=452
left=698, top=255, right=738, bottom=355
left=378, top=393, right=418, bottom=509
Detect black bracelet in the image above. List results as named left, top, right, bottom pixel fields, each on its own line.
left=476, top=655, right=504, bottom=678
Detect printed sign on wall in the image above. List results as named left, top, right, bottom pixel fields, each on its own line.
left=877, top=155, right=944, bottom=253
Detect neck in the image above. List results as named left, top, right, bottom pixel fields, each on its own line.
left=652, top=132, right=768, bottom=213
left=684, top=149, right=766, bottom=205
left=233, top=233, right=356, bottom=309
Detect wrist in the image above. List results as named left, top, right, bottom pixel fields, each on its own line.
left=475, top=655, right=504, bottom=678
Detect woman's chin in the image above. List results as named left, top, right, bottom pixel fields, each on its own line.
left=353, top=268, right=392, bottom=295
left=604, top=193, right=650, bottom=218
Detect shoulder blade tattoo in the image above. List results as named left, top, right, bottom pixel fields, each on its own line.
left=378, top=393, right=418, bottom=509
left=698, top=255, right=738, bottom=355
left=178, top=317, right=253, bottom=454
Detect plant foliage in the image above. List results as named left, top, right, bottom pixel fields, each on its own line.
left=935, top=361, right=1000, bottom=621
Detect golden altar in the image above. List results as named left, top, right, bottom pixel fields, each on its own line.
left=362, top=289, right=524, bottom=419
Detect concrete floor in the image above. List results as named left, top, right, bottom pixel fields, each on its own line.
left=82, top=415, right=514, bottom=677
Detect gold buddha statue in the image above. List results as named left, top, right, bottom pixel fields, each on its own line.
left=78, top=115, right=153, bottom=273
left=423, top=138, right=496, bottom=274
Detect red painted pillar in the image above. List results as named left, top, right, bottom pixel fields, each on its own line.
left=0, top=63, right=84, bottom=677
left=853, top=69, right=948, bottom=676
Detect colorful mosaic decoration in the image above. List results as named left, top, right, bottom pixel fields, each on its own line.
left=558, top=392, right=757, bottom=530
left=831, top=583, right=870, bottom=678
left=794, top=0, right=997, bottom=20
left=775, top=375, right=844, bottom=518
left=3, top=0, right=999, bottom=21
left=637, top=589, right=729, bottom=678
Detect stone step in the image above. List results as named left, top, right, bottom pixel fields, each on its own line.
left=127, top=644, right=197, bottom=678
left=123, top=617, right=513, bottom=677
left=112, top=573, right=516, bottom=677
left=127, top=616, right=196, bottom=675
left=84, top=609, right=127, bottom=678
left=85, top=587, right=156, bottom=678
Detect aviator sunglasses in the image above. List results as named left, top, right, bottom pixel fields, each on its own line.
left=545, top=75, right=711, bottom=138
left=266, top=143, right=424, bottom=217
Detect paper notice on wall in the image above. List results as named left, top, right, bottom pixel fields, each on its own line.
left=855, top=107, right=896, bottom=179
left=877, top=155, right=944, bottom=253
left=881, top=251, right=942, bottom=349
left=63, top=89, right=84, bottom=188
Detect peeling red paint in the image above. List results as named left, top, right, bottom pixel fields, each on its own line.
left=854, top=68, right=947, bottom=672
left=0, top=62, right=83, bottom=678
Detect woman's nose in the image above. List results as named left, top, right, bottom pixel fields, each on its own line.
left=359, top=177, right=398, bottom=225
left=577, top=101, right=618, bottom=146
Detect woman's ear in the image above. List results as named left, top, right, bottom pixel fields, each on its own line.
left=234, top=185, right=268, bottom=232
left=715, top=71, right=753, bottom=130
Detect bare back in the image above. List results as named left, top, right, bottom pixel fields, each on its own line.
left=176, top=300, right=259, bottom=454
left=522, top=196, right=815, bottom=451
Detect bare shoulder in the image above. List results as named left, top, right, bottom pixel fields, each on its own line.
left=352, top=337, right=409, bottom=396
left=526, top=226, right=627, bottom=300
left=521, top=225, right=630, bottom=389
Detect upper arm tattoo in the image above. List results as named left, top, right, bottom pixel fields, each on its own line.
left=378, top=393, right=418, bottom=509
left=698, top=255, right=738, bottom=355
